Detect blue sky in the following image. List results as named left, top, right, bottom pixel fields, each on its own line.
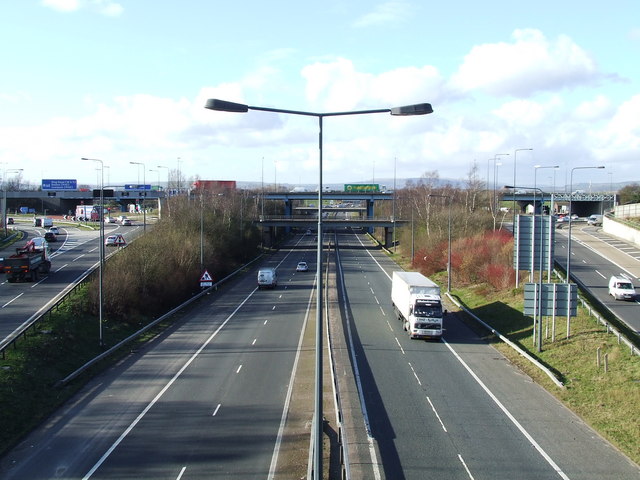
left=1, top=1, right=639, bottom=190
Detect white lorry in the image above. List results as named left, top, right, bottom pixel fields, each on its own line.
left=392, top=271, right=446, bottom=339
left=257, top=267, right=277, bottom=289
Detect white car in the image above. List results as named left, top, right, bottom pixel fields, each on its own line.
left=105, top=235, right=119, bottom=246
left=48, top=226, right=60, bottom=234
left=296, top=261, right=309, bottom=272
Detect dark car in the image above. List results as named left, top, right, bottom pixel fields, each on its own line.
left=6, top=217, right=14, bottom=225
left=44, top=232, right=57, bottom=242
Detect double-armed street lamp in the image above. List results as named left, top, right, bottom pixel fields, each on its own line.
left=204, top=98, right=433, bottom=478
left=81, top=157, right=106, bottom=348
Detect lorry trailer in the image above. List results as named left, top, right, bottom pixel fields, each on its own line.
left=391, top=271, right=445, bottom=339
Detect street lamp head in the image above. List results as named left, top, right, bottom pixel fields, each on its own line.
left=205, top=99, right=249, bottom=113
left=390, top=103, right=433, bottom=116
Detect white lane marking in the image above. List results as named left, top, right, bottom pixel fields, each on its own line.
left=55, top=264, right=68, bottom=272
left=268, top=261, right=317, bottom=480
left=395, top=337, right=405, bottom=355
left=176, top=466, right=187, bottom=480
left=31, top=277, right=48, bottom=287
left=594, top=270, right=606, bottom=279
left=73, top=254, right=85, bottom=261
left=408, top=362, right=422, bottom=386
left=458, top=454, right=475, bottom=480
left=82, top=287, right=257, bottom=479
left=442, top=339, right=570, bottom=480
left=374, top=296, right=380, bottom=304
left=426, top=396, right=447, bottom=432
left=236, top=365, right=243, bottom=374
left=264, top=320, right=268, bottom=325
left=2, top=293, right=24, bottom=308
left=252, top=338, right=257, bottom=345
left=379, top=306, right=385, bottom=316
left=212, top=404, right=221, bottom=416
left=386, top=320, right=393, bottom=331
left=272, top=305, right=276, bottom=310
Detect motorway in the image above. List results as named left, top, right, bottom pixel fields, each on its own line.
left=0, top=233, right=319, bottom=479
left=1, top=225, right=639, bottom=479
left=334, top=229, right=639, bottom=480
left=0, top=219, right=142, bottom=344
left=554, top=223, right=640, bottom=333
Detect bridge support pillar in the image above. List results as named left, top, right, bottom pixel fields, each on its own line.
left=262, top=226, right=273, bottom=248
left=384, top=227, right=393, bottom=249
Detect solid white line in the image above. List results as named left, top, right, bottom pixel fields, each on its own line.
left=594, top=270, right=606, bottom=279
left=267, top=264, right=316, bottom=480
left=82, top=288, right=257, bottom=479
left=2, top=293, right=24, bottom=308
left=458, top=454, right=475, bottom=480
left=236, top=365, right=243, bottom=374
left=176, top=466, right=187, bottom=480
left=442, top=339, right=570, bottom=480
left=55, top=264, right=68, bottom=272
left=264, top=320, right=268, bottom=325
left=395, top=337, right=405, bottom=355
left=212, top=404, right=221, bottom=416
left=426, top=396, right=447, bottom=432
left=252, top=338, right=257, bottom=345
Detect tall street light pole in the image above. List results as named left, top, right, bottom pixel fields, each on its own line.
left=512, top=148, right=533, bottom=226
left=566, top=166, right=604, bottom=339
left=429, top=194, right=452, bottom=292
left=157, top=165, right=170, bottom=217
left=3, top=168, right=23, bottom=238
left=130, top=161, right=147, bottom=232
left=506, top=184, right=545, bottom=352
left=81, top=157, right=105, bottom=348
left=493, top=153, right=509, bottom=229
left=205, top=98, right=433, bottom=478
left=532, top=165, right=559, bottom=282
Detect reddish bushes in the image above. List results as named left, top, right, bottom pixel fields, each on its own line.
left=413, top=229, right=514, bottom=290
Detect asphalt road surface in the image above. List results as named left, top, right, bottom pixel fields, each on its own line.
left=334, top=228, right=639, bottom=480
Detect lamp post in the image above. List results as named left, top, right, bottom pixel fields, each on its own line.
left=492, top=153, right=509, bottom=229
left=513, top=148, right=533, bottom=226
left=130, top=161, right=147, bottom=232
left=3, top=168, right=23, bottom=237
left=533, top=165, right=559, bottom=214
left=506, top=185, right=545, bottom=352
left=428, top=194, right=452, bottom=292
left=567, top=166, right=605, bottom=282
left=205, top=98, right=433, bottom=478
left=81, top=157, right=105, bottom=348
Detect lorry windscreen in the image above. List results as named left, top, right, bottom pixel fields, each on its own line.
left=414, top=303, right=442, bottom=318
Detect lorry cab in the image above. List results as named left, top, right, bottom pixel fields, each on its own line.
left=257, top=267, right=277, bottom=289
left=608, top=275, right=636, bottom=301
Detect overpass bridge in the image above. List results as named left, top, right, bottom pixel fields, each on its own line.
left=502, top=192, right=616, bottom=216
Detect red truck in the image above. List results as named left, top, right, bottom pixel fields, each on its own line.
left=1, top=238, right=52, bottom=282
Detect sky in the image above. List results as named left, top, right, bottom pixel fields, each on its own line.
left=1, top=1, right=639, bottom=191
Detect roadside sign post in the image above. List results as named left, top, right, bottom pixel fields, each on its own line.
left=200, top=270, right=213, bottom=289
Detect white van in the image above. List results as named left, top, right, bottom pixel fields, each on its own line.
left=587, top=214, right=603, bottom=226
left=608, top=275, right=636, bottom=301
left=257, top=267, right=277, bottom=289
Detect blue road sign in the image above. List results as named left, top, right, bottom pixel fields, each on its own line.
left=42, top=179, right=77, bottom=190
left=124, top=184, right=151, bottom=190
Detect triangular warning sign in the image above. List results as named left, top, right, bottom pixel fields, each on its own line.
left=115, top=234, right=127, bottom=246
left=200, top=270, right=212, bottom=282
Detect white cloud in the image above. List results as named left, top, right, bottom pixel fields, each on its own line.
left=41, top=0, right=123, bottom=16
left=450, top=29, right=600, bottom=97
left=352, top=1, right=412, bottom=28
